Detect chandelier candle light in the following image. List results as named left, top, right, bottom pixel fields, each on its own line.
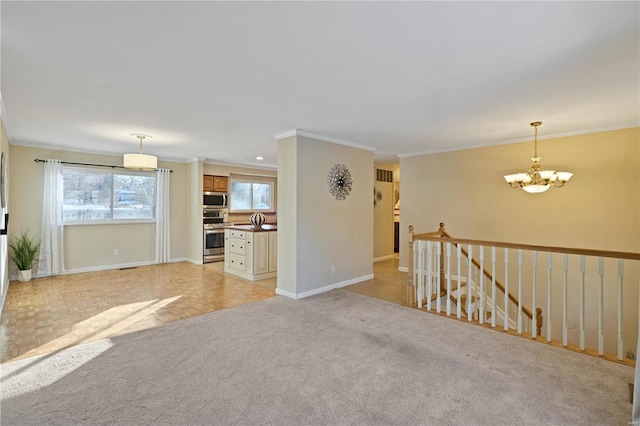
left=124, top=133, right=157, bottom=170
left=503, top=122, right=573, bottom=194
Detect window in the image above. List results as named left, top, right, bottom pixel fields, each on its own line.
left=63, top=167, right=156, bottom=223
left=229, top=175, right=275, bottom=212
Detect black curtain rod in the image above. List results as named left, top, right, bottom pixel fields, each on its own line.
left=34, top=159, right=173, bottom=173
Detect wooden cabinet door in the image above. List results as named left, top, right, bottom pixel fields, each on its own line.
left=253, top=232, right=269, bottom=274
left=268, top=232, right=277, bottom=272
left=203, top=175, right=214, bottom=192
left=213, top=176, right=228, bottom=192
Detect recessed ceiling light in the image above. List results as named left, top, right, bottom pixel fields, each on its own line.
left=256, top=156, right=264, bottom=160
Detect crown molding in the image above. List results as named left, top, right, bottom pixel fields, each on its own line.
left=273, top=129, right=376, bottom=152
left=203, top=158, right=277, bottom=171
left=9, top=139, right=191, bottom=164
left=397, top=122, right=640, bottom=158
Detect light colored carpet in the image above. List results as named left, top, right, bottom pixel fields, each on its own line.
left=1, top=289, right=633, bottom=425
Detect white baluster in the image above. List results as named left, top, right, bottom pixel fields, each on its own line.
left=491, top=247, right=496, bottom=328
left=417, top=241, right=424, bottom=308
left=617, top=259, right=624, bottom=361
left=517, top=249, right=523, bottom=335
left=416, top=241, right=420, bottom=297
left=579, top=255, right=585, bottom=351
left=532, top=251, right=537, bottom=339
left=598, top=257, right=604, bottom=356
left=562, top=253, right=568, bottom=347
left=479, top=246, right=485, bottom=325
left=467, top=245, right=473, bottom=322
left=547, top=252, right=552, bottom=343
left=436, top=242, right=441, bottom=313
left=456, top=244, right=462, bottom=319
left=446, top=243, right=452, bottom=316
left=426, top=242, right=432, bottom=311
left=504, top=248, right=509, bottom=331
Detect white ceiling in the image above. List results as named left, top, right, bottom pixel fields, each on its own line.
left=1, top=1, right=638, bottom=169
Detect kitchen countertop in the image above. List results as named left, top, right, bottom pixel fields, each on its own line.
left=225, top=224, right=277, bottom=232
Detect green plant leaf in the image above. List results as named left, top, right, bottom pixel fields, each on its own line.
left=8, top=230, right=41, bottom=271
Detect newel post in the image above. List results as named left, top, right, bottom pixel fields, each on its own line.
left=408, top=225, right=414, bottom=286
left=536, top=307, right=543, bottom=337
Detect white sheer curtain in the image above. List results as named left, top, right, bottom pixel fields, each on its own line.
left=38, top=159, right=65, bottom=275
left=155, top=169, right=171, bottom=263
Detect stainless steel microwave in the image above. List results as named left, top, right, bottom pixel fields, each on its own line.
left=203, top=192, right=227, bottom=208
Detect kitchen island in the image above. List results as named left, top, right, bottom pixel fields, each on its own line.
left=224, top=225, right=277, bottom=281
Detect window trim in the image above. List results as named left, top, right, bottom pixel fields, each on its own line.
left=229, top=175, right=276, bottom=213
left=62, top=165, right=157, bottom=224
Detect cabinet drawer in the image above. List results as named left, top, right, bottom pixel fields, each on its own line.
left=229, top=230, right=246, bottom=239
left=228, top=253, right=246, bottom=271
left=229, top=237, right=246, bottom=255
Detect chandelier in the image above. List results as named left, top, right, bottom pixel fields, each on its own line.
left=503, top=122, right=573, bottom=194
left=124, top=134, right=157, bottom=170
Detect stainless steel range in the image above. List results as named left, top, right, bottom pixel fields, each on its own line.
left=203, top=208, right=232, bottom=263
left=203, top=222, right=233, bottom=263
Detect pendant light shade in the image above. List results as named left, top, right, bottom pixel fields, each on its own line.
left=124, top=134, right=157, bottom=170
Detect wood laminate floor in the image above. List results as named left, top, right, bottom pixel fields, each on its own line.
left=1, top=257, right=404, bottom=364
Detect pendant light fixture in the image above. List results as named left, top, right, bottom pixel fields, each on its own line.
left=503, top=122, right=573, bottom=194
left=124, top=133, right=157, bottom=170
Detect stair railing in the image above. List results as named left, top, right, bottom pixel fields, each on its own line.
left=408, top=223, right=640, bottom=362
left=409, top=223, right=538, bottom=333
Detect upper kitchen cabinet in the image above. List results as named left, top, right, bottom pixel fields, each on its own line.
left=204, top=175, right=228, bottom=193
left=203, top=175, right=214, bottom=192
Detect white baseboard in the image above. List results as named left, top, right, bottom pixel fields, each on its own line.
left=398, top=266, right=408, bottom=272
left=373, top=255, right=397, bottom=262
left=186, top=258, right=203, bottom=265
left=277, top=273, right=374, bottom=300
left=223, top=267, right=276, bottom=281
left=275, top=288, right=297, bottom=299
left=10, top=257, right=194, bottom=281
left=56, top=260, right=156, bottom=275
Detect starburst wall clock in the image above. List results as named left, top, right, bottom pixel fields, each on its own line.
left=327, top=164, right=353, bottom=200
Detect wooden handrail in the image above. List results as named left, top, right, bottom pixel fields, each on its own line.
left=447, top=234, right=534, bottom=320
left=413, top=234, right=640, bottom=261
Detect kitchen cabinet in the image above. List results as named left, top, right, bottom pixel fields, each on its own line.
left=268, top=232, right=277, bottom=272
left=203, top=175, right=214, bottom=192
left=203, top=175, right=228, bottom=193
left=224, top=226, right=277, bottom=281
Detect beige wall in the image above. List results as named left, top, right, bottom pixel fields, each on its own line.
left=399, top=127, right=640, bottom=354
left=277, top=135, right=374, bottom=297
left=276, top=136, right=297, bottom=295
left=8, top=145, right=191, bottom=272
left=373, top=162, right=397, bottom=260
left=0, top=120, right=9, bottom=310
left=399, top=127, right=639, bottom=257
left=187, top=159, right=203, bottom=263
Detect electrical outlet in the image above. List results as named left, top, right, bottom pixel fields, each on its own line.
left=331, top=265, right=335, bottom=274
left=113, top=249, right=119, bottom=256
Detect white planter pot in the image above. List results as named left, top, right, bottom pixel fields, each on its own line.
left=18, top=269, right=32, bottom=283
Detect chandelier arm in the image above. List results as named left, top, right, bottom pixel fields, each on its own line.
left=533, top=123, right=538, bottom=158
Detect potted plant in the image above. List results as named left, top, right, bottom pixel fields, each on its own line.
left=8, top=230, right=41, bottom=282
